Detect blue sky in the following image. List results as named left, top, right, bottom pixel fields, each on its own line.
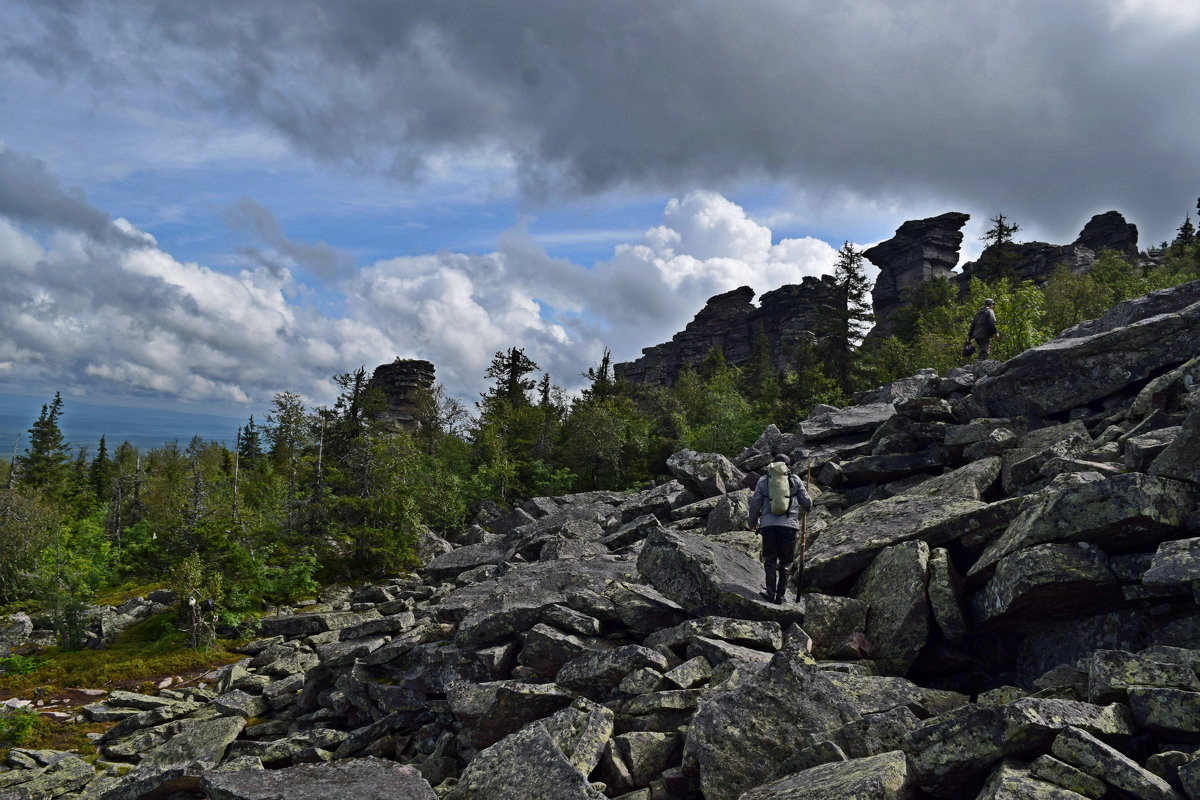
left=2, top=0, right=1199, bottom=453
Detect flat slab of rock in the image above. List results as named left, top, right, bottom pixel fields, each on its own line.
left=445, top=701, right=613, bottom=800
left=971, top=474, right=1197, bottom=578
left=980, top=761, right=1092, bottom=800
left=800, top=403, right=896, bottom=442
left=1052, top=725, right=1183, bottom=800
left=974, top=543, right=1121, bottom=628
left=1142, top=537, right=1200, bottom=586
left=637, top=529, right=804, bottom=625
left=740, top=750, right=914, bottom=800
left=907, top=697, right=1132, bottom=796
left=201, top=757, right=436, bottom=800
left=804, top=495, right=988, bottom=588
left=974, top=297, right=1200, bottom=417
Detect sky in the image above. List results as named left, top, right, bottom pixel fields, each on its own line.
left=2, top=0, right=1199, bottom=451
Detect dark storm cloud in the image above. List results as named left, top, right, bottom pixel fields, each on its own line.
left=5, top=0, right=1200, bottom=239
left=0, top=149, right=115, bottom=239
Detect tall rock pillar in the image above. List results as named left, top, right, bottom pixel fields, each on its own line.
left=864, top=212, right=970, bottom=335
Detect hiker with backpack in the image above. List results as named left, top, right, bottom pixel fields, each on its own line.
left=966, top=298, right=1002, bottom=359
left=748, top=454, right=813, bottom=604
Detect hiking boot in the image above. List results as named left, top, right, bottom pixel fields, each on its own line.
left=774, top=568, right=790, bottom=605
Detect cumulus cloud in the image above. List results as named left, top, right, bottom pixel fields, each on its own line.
left=346, top=190, right=837, bottom=397
left=0, top=150, right=838, bottom=408
left=3, top=0, right=1198, bottom=241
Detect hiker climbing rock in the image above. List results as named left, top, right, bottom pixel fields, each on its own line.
left=748, top=454, right=813, bottom=604
left=968, top=298, right=1002, bottom=358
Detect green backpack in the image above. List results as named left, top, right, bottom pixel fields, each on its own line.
left=766, top=461, right=792, bottom=515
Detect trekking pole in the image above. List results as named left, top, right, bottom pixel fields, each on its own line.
left=796, top=459, right=812, bottom=597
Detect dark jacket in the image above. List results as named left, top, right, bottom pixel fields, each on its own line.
left=748, top=473, right=813, bottom=530
left=970, top=306, right=998, bottom=339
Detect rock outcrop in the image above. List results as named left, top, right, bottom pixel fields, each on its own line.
left=864, top=212, right=971, bottom=335
left=958, top=211, right=1140, bottom=288
left=614, top=276, right=840, bottom=386
left=368, top=358, right=436, bottom=429
left=5, top=279, right=1200, bottom=800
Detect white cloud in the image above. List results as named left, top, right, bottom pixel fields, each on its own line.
left=0, top=151, right=840, bottom=411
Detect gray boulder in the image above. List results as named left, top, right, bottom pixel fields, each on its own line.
left=666, top=450, right=745, bottom=498
left=637, top=529, right=804, bottom=624
left=971, top=473, right=1197, bottom=578
left=801, top=594, right=868, bottom=660
left=1052, top=725, right=1183, bottom=800
left=909, top=457, right=1002, bottom=501
left=643, top=617, right=783, bottom=653
left=974, top=543, right=1121, bottom=628
left=1087, top=649, right=1200, bottom=704
left=556, top=645, right=670, bottom=698
left=1128, top=687, right=1200, bottom=736
left=96, top=716, right=245, bottom=800
left=1, top=613, right=33, bottom=656
left=683, top=651, right=861, bottom=800
left=852, top=541, right=930, bottom=676
left=445, top=700, right=613, bottom=800
left=927, top=548, right=967, bottom=643
left=907, top=698, right=1132, bottom=796
left=1002, top=422, right=1092, bottom=494
left=1150, top=404, right=1200, bottom=485
left=800, top=403, right=897, bottom=442
left=974, top=297, right=1200, bottom=417
left=1143, top=537, right=1200, bottom=586
left=804, top=495, right=988, bottom=588
left=202, top=758, right=436, bottom=800
left=706, top=489, right=752, bottom=535
left=739, top=750, right=914, bottom=800
left=979, top=761, right=1093, bottom=800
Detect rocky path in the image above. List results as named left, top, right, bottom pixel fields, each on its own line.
left=2, top=279, right=1200, bottom=800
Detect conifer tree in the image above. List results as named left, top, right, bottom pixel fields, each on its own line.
left=480, top=347, right=539, bottom=412
left=820, top=242, right=874, bottom=394
left=1174, top=215, right=1196, bottom=250
left=238, top=414, right=263, bottom=470
left=977, top=213, right=1023, bottom=281
left=20, top=392, right=71, bottom=494
left=89, top=435, right=113, bottom=501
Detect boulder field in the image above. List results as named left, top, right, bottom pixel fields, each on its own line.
left=3, top=279, right=1200, bottom=800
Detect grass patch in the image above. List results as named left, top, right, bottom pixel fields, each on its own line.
left=0, top=708, right=108, bottom=759
left=92, top=580, right=169, bottom=607
left=0, top=613, right=239, bottom=696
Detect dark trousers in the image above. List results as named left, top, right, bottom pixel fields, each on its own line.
left=760, top=526, right=798, bottom=568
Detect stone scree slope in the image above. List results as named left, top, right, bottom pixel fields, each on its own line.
left=3, top=279, right=1200, bottom=800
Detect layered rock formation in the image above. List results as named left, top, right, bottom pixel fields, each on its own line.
left=864, top=212, right=971, bottom=335
left=6, top=279, right=1200, bottom=800
left=957, top=211, right=1140, bottom=287
left=368, top=358, right=436, bottom=429
left=614, top=276, right=839, bottom=386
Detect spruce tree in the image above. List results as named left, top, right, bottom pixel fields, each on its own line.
left=20, top=392, right=71, bottom=494
left=821, top=241, right=874, bottom=394
left=89, top=435, right=113, bottom=501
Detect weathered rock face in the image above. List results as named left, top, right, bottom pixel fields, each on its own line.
left=614, top=276, right=841, bottom=386
left=864, top=212, right=970, bottom=335
left=958, top=211, right=1140, bottom=288
left=368, top=358, right=436, bottom=429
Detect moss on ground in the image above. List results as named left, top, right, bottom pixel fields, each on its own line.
left=0, top=613, right=239, bottom=696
